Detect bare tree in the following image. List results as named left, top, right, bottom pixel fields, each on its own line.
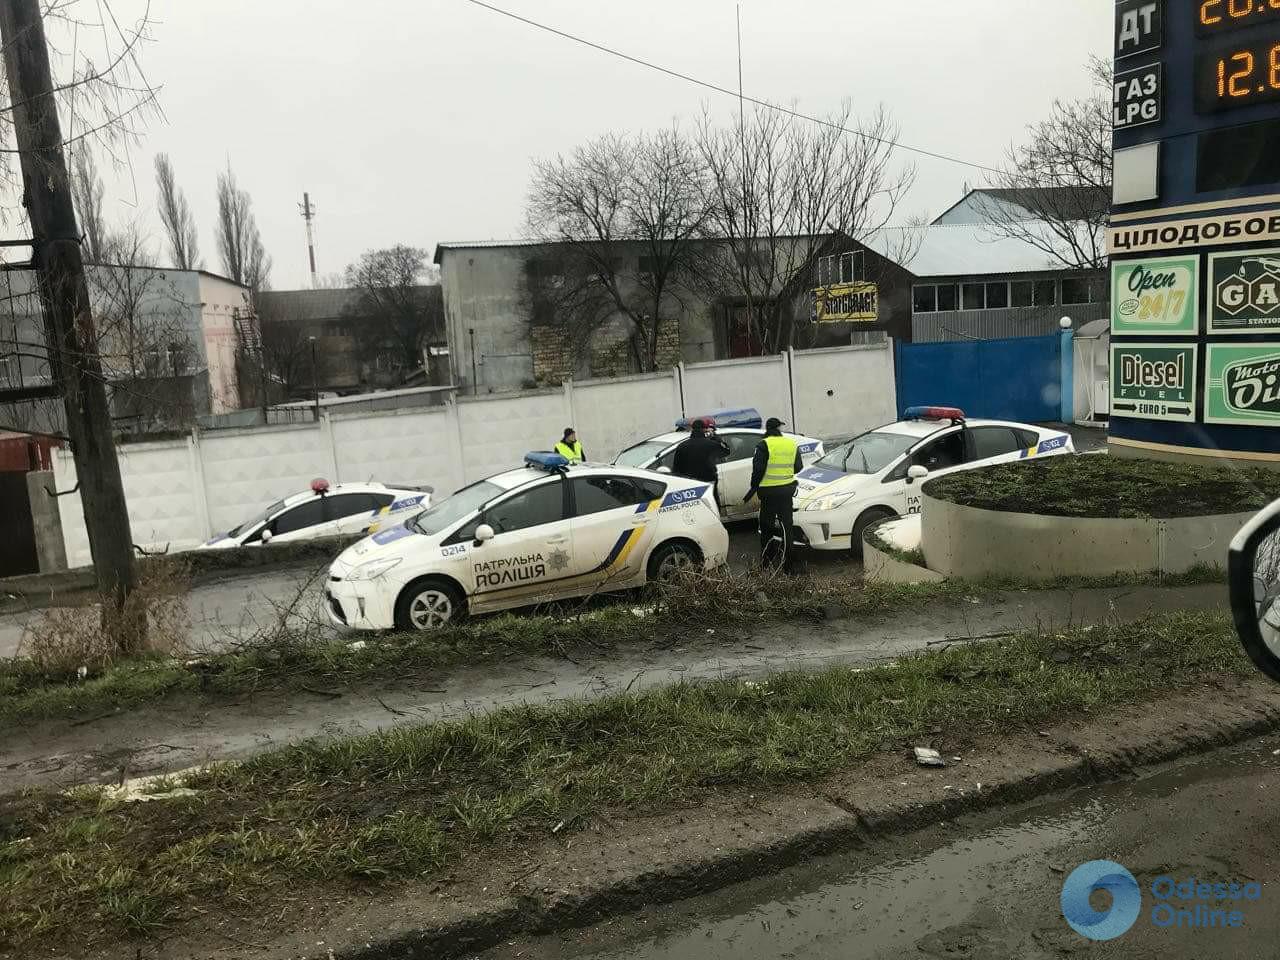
left=980, top=57, right=1112, bottom=271
left=526, top=127, right=709, bottom=371
left=696, top=103, right=915, bottom=354
left=216, top=163, right=272, bottom=289
left=343, top=245, right=443, bottom=380
left=69, top=147, right=107, bottom=262
left=154, top=152, right=200, bottom=270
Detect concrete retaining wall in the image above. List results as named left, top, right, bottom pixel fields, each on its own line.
left=863, top=536, right=945, bottom=585
left=920, top=492, right=1249, bottom=580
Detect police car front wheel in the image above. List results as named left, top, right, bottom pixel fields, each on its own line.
left=396, top=578, right=466, bottom=631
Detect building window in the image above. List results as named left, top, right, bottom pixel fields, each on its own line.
left=936, top=284, right=958, bottom=311
left=912, top=286, right=937, bottom=313
left=1010, top=279, right=1059, bottom=308
left=816, top=250, right=864, bottom=286
left=850, top=330, right=887, bottom=346
left=962, top=283, right=986, bottom=311
left=985, top=282, right=1009, bottom=309
left=1061, top=276, right=1107, bottom=305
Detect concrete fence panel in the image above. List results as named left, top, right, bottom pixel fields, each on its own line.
left=199, top=424, right=333, bottom=535
left=571, top=372, right=681, bottom=461
left=790, top=344, right=897, bottom=441
left=330, top=406, right=461, bottom=495
left=456, top=389, right=569, bottom=484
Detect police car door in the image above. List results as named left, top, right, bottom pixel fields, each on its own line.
left=465, top=478, right=572, bottom=612
left=894, top=428, right=969, bottom=515
left=964, top=425, right=1040, bottom=468
left=569, top=474, right=667, bottom=592
left=716, top=432, right=759, bottom=518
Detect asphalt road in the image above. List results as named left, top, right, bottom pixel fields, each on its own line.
left=0, top=523, right=843, bottom=658
left=483, top=736, right=1280, bottom=960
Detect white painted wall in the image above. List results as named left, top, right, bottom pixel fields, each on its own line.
left=51, top=343, right=896, bottom=567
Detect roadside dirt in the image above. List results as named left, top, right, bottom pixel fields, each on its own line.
left=0, top=583, right=1226, bottom=795
left=59, top=675, right=1280, bottom=960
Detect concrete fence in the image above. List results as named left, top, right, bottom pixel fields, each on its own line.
left=49, top=344, right=896, bottom=568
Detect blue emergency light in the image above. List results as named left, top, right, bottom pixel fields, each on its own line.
left=904, top=406, right=966, bottom=423
left=675, top=407, right=763, bottom=430
left=524, top=451, right=570, bottom=472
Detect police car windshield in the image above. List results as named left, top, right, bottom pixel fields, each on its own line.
left=614, top=440, right=671, bottom=468
left=816, top=431, right=917, bottom=475
left=229, top=499, right=287, bottom=537
left=409, top=480, right=503, bottom=536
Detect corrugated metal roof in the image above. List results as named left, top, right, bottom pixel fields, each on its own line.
left=863, top=224, right=1079, bottom=279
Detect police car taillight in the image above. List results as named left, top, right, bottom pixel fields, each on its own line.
left=904, top=406, right=965, bottom=422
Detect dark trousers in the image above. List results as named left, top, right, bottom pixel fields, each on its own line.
left=757, top=485, right=795, bottom=569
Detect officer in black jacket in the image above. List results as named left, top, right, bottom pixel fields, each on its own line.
left=672, top=419, right=731, bottom=509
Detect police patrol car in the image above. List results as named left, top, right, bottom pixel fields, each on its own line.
left=612, top=408, right=824, bottom=520
left=325, top=452, right=730, bottom=631
left=199, top=480, right=432, bottom=550
left=792, top=407, right=1074, bottom=556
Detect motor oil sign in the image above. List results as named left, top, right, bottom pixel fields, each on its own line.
left=1111, top=255, right=1199, bottom=335
left=1205, top=345, right=1280, bottom=427
left=1111, top=343, right=1197, bottom=422
left=1208, top=248, right=1280, bottom=335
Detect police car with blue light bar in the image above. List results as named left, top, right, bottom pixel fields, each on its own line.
left=792, top=409, right=1074, bottom=556
left=611, top=408, right=824, bottom=520
left=325, top=452, right=730, bottom=631
left=198, top=480, right=433, bottom=550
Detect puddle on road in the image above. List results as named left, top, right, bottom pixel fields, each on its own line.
left=514, top=745, right=1271, bottom=960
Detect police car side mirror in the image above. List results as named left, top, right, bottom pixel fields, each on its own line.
left=260, top=528, right=273, bottom=544
left=906, top=465, right=929, bottom=485
left=656, top=466, right=672, bottom=474
left=1228, top=498, right=1280, bottom=684
left=474, top=523, right=495, bottom=546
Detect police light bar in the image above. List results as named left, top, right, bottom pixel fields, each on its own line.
left=524, top=451, right=570, bottom=472
left=675, top=407, right=763, bottom=430
left=904, top=406, right=966, bottom=423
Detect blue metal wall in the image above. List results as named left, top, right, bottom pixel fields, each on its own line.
left=895, top=333, right=1063, bottom=423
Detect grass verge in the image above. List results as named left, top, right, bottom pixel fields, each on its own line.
left=0, top=567, right=1226, bottom=731
left=0, top=611, right=1252, bottom=953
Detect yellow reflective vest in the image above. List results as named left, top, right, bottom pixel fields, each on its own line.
left=555, top=440, right=584, bottom=463
left=759, top=435, right=798, bottom=488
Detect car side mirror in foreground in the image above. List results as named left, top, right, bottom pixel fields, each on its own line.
left=474, top=523, right=495, bottom=546
left=656, top=466, right=673, bottom=474
left=260, top=529, right=273, bottom=544
left=906, top=465, right=929, bottom=484
left=1228, top=498, right=1280, bottom=684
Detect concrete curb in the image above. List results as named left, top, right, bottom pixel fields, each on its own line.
left=307, top=682, right=1280, bottom=960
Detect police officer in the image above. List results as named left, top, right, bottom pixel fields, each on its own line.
left=744, top=416, right=803, bottom=569
left=555, top=427, right=585, bottom=463
left=672, top=418, right=731, bottom=508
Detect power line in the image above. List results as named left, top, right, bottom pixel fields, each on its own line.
left=459, top=0, right=1002, bottom=175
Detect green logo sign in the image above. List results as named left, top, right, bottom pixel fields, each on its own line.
left=1111, top=344, right=1197, bottom=422
left=1206, top=344, right=1280, bottom=426
left=1208, top=247, right=1280, bottom=334
left=1111, top=255, right=1199, bottom=335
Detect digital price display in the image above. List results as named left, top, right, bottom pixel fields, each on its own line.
left=1195, top=35, right=1280, bottom=111
left=1197, top=0, right=1280, bottom=35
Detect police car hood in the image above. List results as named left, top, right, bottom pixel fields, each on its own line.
left=793, top=465, right=878, bottom=504
left=333, top=521, right=432, bottom=572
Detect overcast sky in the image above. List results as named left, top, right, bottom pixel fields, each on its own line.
left=85, top=0, right=1110, bottom=290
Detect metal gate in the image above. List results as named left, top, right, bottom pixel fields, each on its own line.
left=895, top=333, right=1064, bottom=423
left=0, top=472, right=37, bottom=577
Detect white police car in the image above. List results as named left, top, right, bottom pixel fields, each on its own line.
left=612, top=408, right=824, bottom=520
left=792, top=407, right=1074, bottom=556
left=325, top=453, right=730, bottom=631
left=199, top=480, right=432, bottom=550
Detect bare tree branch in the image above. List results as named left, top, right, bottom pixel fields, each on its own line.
left=154, top=152, right=198, bottom=270
left=215, top=162, right=270, bottom=290
left=68, top=145, right=104, bottom=260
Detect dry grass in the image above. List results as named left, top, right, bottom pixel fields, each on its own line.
left=17, top=560, right=192, bottom=675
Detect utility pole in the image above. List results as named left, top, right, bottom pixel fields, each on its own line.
left=299, top=192, right=318, bottom=288
left=0, top=0, right=138, bottom=631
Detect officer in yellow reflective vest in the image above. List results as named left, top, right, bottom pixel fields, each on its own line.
left=743, top=416, right=803, bottom=570
left=555, top=427, right=585, bottom=463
